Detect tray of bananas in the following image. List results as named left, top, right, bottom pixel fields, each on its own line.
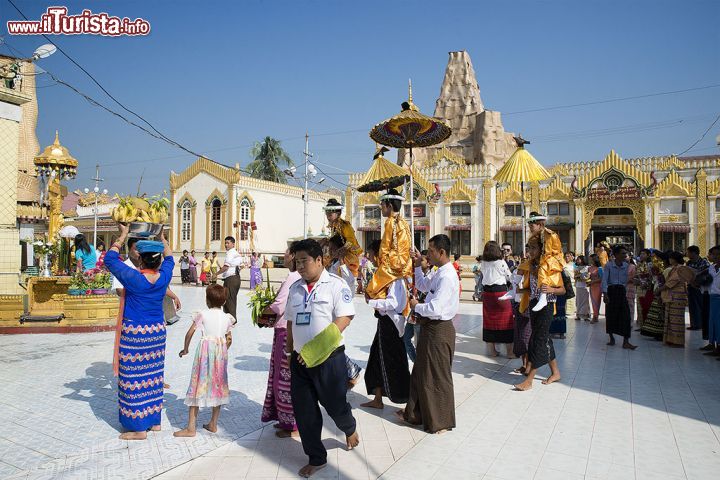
left=111, top=195, right=169, bottom=238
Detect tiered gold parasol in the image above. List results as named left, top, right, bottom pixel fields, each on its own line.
left=357, top=146, right=411, bottom=192
left=369, top=81, right=451, bottom=245
left=493, top=137, right=551, bottom=249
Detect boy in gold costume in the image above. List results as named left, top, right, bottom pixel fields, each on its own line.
left=365, top=189, right=413, bottom=316
left=527, top=211, right=565, bottom=312
left=324, top=199, right=362, bottom=278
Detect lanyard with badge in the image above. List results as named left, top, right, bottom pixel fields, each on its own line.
left=296, top=286, right=316, bottom=325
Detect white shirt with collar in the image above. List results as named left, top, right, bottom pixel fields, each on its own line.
left=222, top=248, right=243, bottom=279
left=329, top=259, right=357, bottom=293
left=368, top=278, right=407, bottom=336
left=111, top=257, right=136, bottom=290
left=413, top=262, right=459, bottom=321
left=709, top=264, right=720, bottom=296
left=285, top=269, right=356, bottom=353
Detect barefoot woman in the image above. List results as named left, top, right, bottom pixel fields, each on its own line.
left=514, top=234, right=563, bottom=391
left=105, top=223, right=174, bottom=440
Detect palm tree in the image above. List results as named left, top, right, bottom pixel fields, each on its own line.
left=247, top=137, right=294, bottom=184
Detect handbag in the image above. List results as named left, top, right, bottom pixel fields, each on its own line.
left=562, top=270, right=575, bottom=299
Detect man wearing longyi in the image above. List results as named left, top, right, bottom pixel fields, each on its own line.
left=284, top=239, right=360, bottom=478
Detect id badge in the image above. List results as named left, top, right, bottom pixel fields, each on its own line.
left=295, top=312, right=311, bottom=325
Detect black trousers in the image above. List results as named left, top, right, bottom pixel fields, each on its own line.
left=222, top=275, right=241, bottom=321
left=291, top=347, right=356, bottom=466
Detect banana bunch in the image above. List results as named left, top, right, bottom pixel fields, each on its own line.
left=111, top=200, right=139, bottom=223
left=111, top=195, right=169, bottom=224
left=148, top=198, right=169, bottom=223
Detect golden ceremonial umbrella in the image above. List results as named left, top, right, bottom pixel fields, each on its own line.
left=369, top=81, right=451, bottom=245
left=357, top=146, right=411, bottom=192
left=493, top=138, right=551, bottom=250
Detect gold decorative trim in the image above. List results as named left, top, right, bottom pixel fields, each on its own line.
left=409, top=166, right=435, bottom=198
left=205, top=189, right=227, bottom=248
left=582, top=198, right=646, bottom=241
left=345, top=187, right=353, bottom=222
left=444, top=178, right=477, bottom=203
left=426, top=145, right=467, bottom=167
left=574, top=150, right=652, bottom=190
left=539, top=175, right=571, bottom=201
left=497, top=182, right=525, bottom=203
left=530, top=181, right=540, bottom=212
left=655, top=170, right=696, bottom=197
left=357, top=192, right=380, bottom=207
left=170, top=157, right=335, bottom=201
left=707, top=177, right=720, bottom=196
left=658, top=155, right=685, bottom=171
left=696, top=169, right=708, bottom=253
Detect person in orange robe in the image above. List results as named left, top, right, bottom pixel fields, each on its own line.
left=324, top=199, right=362, bottom=278
left=365, top=189, right=413, bottom=316
left=527, top=211, right=565, bottom=312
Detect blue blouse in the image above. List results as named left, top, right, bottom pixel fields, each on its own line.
left=75, top=248, right=97, bottom=271
left=104, top=249, right=174, bottom=323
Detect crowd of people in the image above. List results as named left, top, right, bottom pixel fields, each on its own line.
left=101, top=192, right=720, bottom=478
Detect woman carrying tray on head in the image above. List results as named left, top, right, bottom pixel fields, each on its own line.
left=105, top=224, right=174, bottom=440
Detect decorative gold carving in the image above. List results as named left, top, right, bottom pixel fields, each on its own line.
left=345, top=187, right=352, bottom=222
left=530, top=181, right=540, bottom=212
left=696, top=169, right=708, bottom=253
left=655, top=170, right=695, bottom=197
left=409, top=167, right=435, bottom=199
left=658, top=155, right=685, bottom=171
left=426, top=146, right=467, bottom=167
left=539, top=175, right=571, bottom=201
left=170, top=157, right=334, bottom=201
left=574, top=150, right=652, bottom=191
left=483, top=179, right=493, bottom=244
left=444, top=178, right=477, bottom=203
left=582, top=198, right=645, bottom=241
left=357, top=192, right=380, bottom=207
left=707, top=177, right=720, bottom=196
left=205, top=188, right=227, bottom=249
left=497, top=182, right=524, bottom=203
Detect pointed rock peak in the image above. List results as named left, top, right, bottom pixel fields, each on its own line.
left=434, top=51, right=484, bottom=119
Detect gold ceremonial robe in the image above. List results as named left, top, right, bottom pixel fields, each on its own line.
left=330, top=218, right=362, bottom=277
left=536, top=227, right=565, bottom=289
left=366, top=214, right=412, bottom=315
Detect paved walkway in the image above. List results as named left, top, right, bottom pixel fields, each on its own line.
left=1, top=286, right=719, bottom=479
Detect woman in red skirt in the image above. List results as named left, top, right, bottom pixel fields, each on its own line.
left=480, top=241, right=515, bottom=357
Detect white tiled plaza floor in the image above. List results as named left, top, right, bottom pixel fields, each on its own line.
left=2, top=285, right=719, bottom=479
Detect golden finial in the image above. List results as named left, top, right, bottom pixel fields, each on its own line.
left=403, top=78, right=418, bottom=112
left=53, top=130, right=60, bottom=146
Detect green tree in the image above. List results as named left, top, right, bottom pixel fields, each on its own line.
left=247, top=137, right=294, bottom=184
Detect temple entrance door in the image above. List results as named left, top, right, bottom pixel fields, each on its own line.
left=588, top=206, right=642, bottom=254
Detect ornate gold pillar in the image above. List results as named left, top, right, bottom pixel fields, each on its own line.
left=482, top=179, right=493, bottom=245
left=696, top=169, right=707, bottom=253
left=169, top=188, right=176, bottom=250
left=530, top=181, right=540, bottom=213
left=205, top=203, right=211, bottom=251
left=345, top=187, right=353, bottom=222
left=47, top=179, right=64, bottom=240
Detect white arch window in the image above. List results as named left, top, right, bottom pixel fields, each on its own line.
left=181, top=200, right=192, bottom=241
left=211, top=198, right=222, bottom=241
left=240, top=198, right=251, bottom=241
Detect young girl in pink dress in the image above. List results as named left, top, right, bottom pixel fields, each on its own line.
left=174, top=284, right=234, bottom=437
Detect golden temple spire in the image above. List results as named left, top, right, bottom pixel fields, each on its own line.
left=53, top=130, right=60, bottom=146
left=404, top=78, right=419, bottom=112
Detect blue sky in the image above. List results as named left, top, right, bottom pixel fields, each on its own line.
left=2, top=0, right=719, bottom=196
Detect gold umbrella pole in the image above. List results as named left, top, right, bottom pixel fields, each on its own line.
left=409, top=147, right=415, bottom=250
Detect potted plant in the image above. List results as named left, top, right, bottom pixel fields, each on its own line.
left=247, top=266, right=277, bottom=327
left=91, top=270, right=111, bottom=295
left=68, top=272, right=86, bottom=295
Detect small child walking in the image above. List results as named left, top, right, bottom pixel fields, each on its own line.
left=174, top=284, right=234, bottom=437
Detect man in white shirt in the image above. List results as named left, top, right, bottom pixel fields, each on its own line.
left=397, top=234, right=459, bottom=434
left=361, top=240, right=410, bottom=410
left=704, top=245, right=720, bottom=357
left=284, top=239, right=359, bottom=478
left=216, top=236, right=243, bottom=321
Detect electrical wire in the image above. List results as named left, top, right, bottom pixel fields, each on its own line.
left=677, top=113, right=720, bottom=156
